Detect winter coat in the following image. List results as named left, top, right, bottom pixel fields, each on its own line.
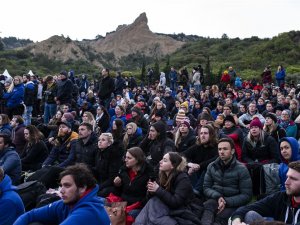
left=242, top=134, right=280, bottom=164
left=74, top=133, right=98, bottom=168
left=109, top=114, right=127, bottom=130
left=56, top=78, right=73, bottom=104
left=125, top=127, right=144, bottom=150
left=79, top=78, right=89, bottom=93
left=12, top=124, right=26, bottom=154
left=231, top=191, right=300, bottom=224
left=42, top=131, right=78, bottom=168
left=279, top=137, right=300, bottom=191
left=0, top=146, right=21, bottom=185
left=114, top=76, right=126, bottom=95
left=203, top=157, right=252, bottom=208
left=0, top=175, right=25, bottom=225
left=14, top=185, right=110, bottom=225
left=98, top=76, right=115, bottom=100
left=3, top=83, right=24, bottom=108
left=160, top=73, right=166, bottom=88
left=20, top=140, right=48, bottom=171
left=23, top=81, right=36, bottom=106
left=0, top=123, right=12, bottom=136
left=116, top=162, right=154, bottom=205
left=276, top=69, right=286, bottom=80
left=183, top=144, right=218, bottom=174
left=176, top=129, right=196, bottom=153
left=127, top=115, right=149, bottom=136
left=96, top=113, right=110, bottom=133
left=94, top=143, right=124, bottom=189
left=278, top=119, right=298, bottom=138
left=43, top=82, right=57, bottom=104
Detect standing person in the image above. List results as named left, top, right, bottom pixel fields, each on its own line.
left=14, top=164, right=110, bottom=225
left=261, top=65, right=272, bottom=86
left=98, top=68, right=115, bottom=109
left=21, top=125, right=48, bottom=171
left=134, top=152, right=198, bottom=225
left=201, top=138, right=252, bottom=225
left=56, top=71, right=73, bottom=107
left=23, top=74, right=37, bottom=125
left=192, top=67, right=201, bottom=93
left=275, top=65, right=286, bottom=88
left=231, top=161, right=300, bottom=225
left=43, top=75, right=57, bottom=124
left=159, top=72, right=166, bottom=89
left=0, top=134, right=21, bottom=185
left=0, top=167, right=25, bottom=225
left=3, top=76, right=25, bottom=119
left=169, top=67, right=177, bottom=91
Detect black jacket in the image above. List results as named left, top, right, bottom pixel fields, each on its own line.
left=56, top=78, right=73, bottom=104
left=231, top=191, right=300, bottom=224
left=116, top=162, right=154, bottom=205
left=155, top=172, right=194, bottom=209
left=98, top=76, right=115, bottom=100
left=176, top=129, right=196, bottom=153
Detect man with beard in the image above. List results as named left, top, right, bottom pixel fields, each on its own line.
left=74, top=123, right=98, bottom=168
left=14, top=164, right=110, bottom=225
left=201, top=138, right=252, bottom=225
left=231, top=161, right=300, bottom=225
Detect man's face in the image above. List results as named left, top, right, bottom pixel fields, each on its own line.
left=285, top=168, right=300, bottom=196
left=248, top=103, right=256, bottom=113
left=266, top=104, right=273, bottom=111
left=101, top=69, right=107, bottom=77
left=148, top=127, right=159, bottom=140
left=10, top=118, right=18, bottom=128
left=78, top=126, right=92, bottom=140
left=60, top=175, right=85, bottom=205
left=0, top=137, right=5, bottom=151
left=58, top=124, right=71, bottom=137
left=199, top=127, right=210, bottom=144
left=218, top=141, right=234, bottom=163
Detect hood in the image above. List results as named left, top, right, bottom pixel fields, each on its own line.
left=0, top=175, right=17, bottom=193
left=279, top=137, right=300, bottom=162
left=0, top=146, right=15, bottom=157
left=134, top=127, right=143, bottom=137
left=160, top=72, right=165, bottom=78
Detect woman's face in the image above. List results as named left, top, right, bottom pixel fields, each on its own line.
left=126, top=125, right=134, bottom=135
left=13, top=78, right=21, bottom=85
left=200, top=119, right=207, bottom=126
left=258, top=99, right=264, bottom=105
left=112, top=121, right=117, bottom=130
left=56, top=111, right=62, bottom=119
left=280, top=141, right=292, bottom=161
left=24, top=128, right=30, bottom=141
left=98, top=135, right=111, bottom=149
left=148, top=126, right=159, bottom=140
left=125, top=152, right=138, bottom=169
left=82, top=113, right=88, bottom=122
left=159, top=153, right=173, bottom=173
left=195, top=102, right=201, bottom=108
left=239, top=105, right=246, bottom=113
left=156, top=102, right=163, bottom=109
left=97, top=107, right=102, bottom=115
left=190, top=99, right=195, bottom=105
left=224, top=120, right=234, bottom=129
left=179, top=124, right=189, bottom=134
left=175, top=101, right=180, bottom=108
left=115, top=106, right=122, bottom=116
left=250, top=126, right=260, bottom=137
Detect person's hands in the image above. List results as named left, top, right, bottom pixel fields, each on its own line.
left=188, top=167, right=194, bottom=175
left=188, top=163, right=200, bottom=171
left=113, top=176, right=122, bottom=187
left=231, top=218, right=246, bottom=225
left=147, top=181, right=159, bottom=193
left=217, top=197, right=226, bottom=214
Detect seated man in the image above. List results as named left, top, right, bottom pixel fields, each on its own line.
left=0, top=168, right=25, bottom=225
left=231, top=161, right=300, bottom=225
left=201, top=138, right=252, bottom=225
left=14, top=163, right=110, bottom=225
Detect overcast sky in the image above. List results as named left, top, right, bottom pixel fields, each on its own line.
left=1, top=0, right=299, bottom=42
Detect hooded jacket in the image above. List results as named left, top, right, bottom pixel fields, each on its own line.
left=14, top=185, right=110, bottom=225
left=3, top=83, right=24, bottom=108
left=279, top=137, right=300, bottom=191
left=0, top=175, right=25, bottom=225
left=0, top=146, right=21, bottom=185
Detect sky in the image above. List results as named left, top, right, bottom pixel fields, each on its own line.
left=1, top=0, right=300, bottom=42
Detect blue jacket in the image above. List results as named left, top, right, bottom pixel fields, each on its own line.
left=3, top=83, right=24, bottom=108
left=0, top=175, right=24, bottom=225
left=0, top=123, right=12, bottom=136
left=279, top=137, right=300, bottom=191
left=276, top=69, right=286, bottom=80
left=0, top=146, right=21, bottom=185
left=109, top=114, right=127, bottom=130
left=14, top=185, right=110, bottom=225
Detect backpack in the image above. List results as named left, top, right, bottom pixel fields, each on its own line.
left=17, top=180, right=47, bottom=211
left=261, top=163, right=280, bottom=195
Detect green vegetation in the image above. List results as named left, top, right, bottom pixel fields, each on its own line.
left=1, top=31, right=300, bottom=84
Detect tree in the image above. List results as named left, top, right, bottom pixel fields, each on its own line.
left=221, top=33, right=229, bottom=40
left=0, top=40, right=4, bottom=51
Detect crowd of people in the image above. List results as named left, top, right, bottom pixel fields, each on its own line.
left=0, top=64, right=300, bottom=225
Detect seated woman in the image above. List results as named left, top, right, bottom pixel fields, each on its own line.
left=123, top=123, right=144, bottom=150
left=134, top=152, right=199, bottom=225
left=94, top=133, right=124, bottom=197
left=174, top=118, right=196, bottom=153
left=263, top=112, right=286, bottom=143
left=21, top=125, right=48, bottom=171
left=279, top=137, right=300, bottom=191
left=113, top=147, right=153, bottom=218
left=81, top=111, right=96, bottom=131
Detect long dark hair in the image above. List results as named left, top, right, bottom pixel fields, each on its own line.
left=159, top=152, right=187, bottom=191
left=25, top=125, right=44, bottom=144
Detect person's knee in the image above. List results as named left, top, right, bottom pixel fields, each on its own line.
left=244, top=210, right=264, bottom=224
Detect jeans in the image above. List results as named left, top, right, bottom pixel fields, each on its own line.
left=24, top=105, right=33, bottom=126
left=194, top=84, right=201, bottom=94
left=44, top=103, right=57, bottom=124
left=170, top=81, right=177, bottom=91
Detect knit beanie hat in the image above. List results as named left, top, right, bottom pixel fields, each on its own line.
left=250, top=117, right=263, bottom=129
left=199, top=112, right=211, bottom=121
left=223, top=115, right=236, bottom=126
left=265, top=112, right=277, bottom=123
left=176, top=109, right=186, bottom=123
left=131, top=106, right=142, bottom=116
left=180, top=118, right=190, bottom=128
left=180, top=101, right=189, bottom=109
left=63, top=112, right=74, bottom=122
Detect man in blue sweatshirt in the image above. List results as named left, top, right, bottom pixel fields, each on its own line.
left=14, top=163, right=110, bottom=225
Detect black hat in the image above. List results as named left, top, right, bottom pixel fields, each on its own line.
left=265, top=112, right=277, bottom=123
left=60, top=70, right=68, bottom=76
left=223, top=115, right=236, bottom=126
left=57, top=121, right=72, bottom=129
left=274, top=105, right=284, bottom=112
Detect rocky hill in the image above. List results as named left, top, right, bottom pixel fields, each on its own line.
left=24, top=13, right=185, bottom=67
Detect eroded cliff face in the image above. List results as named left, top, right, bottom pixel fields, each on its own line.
left=24, top=13, right=184, bottom=65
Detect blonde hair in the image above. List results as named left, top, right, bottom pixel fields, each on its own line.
left=99, top=133, right=114, bottom=145
left=83, top=111, right=96, bottom=130
left=123, top=122, right=138, bottom=149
